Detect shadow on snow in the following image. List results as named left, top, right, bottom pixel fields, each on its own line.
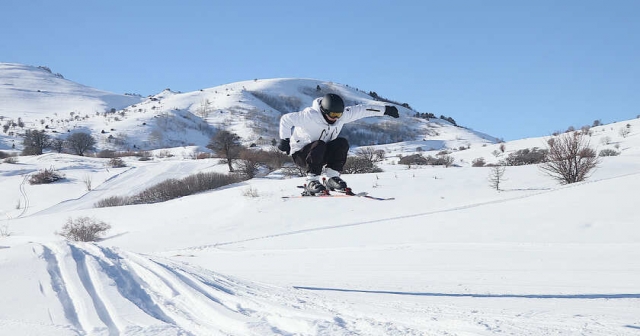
left=294, top=286, right=640, bottom=300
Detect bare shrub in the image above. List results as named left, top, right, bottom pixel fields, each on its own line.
left=236, top=148, right=290, bottom=178
left=66, top=132, right=96, bottom=156
left=280, top=164, right=305, bottom=177
left=619, top=126, right=631, bottom=138
left=398, top=154, right=428, bottom=166
left=599, top=149, right=620, bottom=157
left=97, top=150, right=117, bottom=158
left=355, top=147, right=384, bottom=164
left=472, top=157, right=486, bottom=167
left=58, top=216, right=111, bottom=242
left=95, top=196, right=132, bottom=208
left=22, top=130, right=51, bottom=155
left=263, top=148, right=291, bottom=170
left=435, top=154, right=455, bottom=167
left=242, top=186, right=259, bottom=198
left=540, top=132, right=600, bottom=184
left=207, top=130, right=244, bottom=172
left=83, top=175, right=92, bottom=191
left=29, top=168, right=64, bottom=184
left=3, top=157, right=18, bottom=164
left=0, top=224, right=11, bottom=237
left=342, top=156, right=383, bottom=174
left=488, top=165, right=506, bottom=191
left=504, top=148, right=548, bottom=166
left=108, top=157, right=127, bottom=168
left=196, top=152, right=214, bottom=159
left=236, top=149, right=263, bottom=179
left=132, top=172, right=245, bottom=204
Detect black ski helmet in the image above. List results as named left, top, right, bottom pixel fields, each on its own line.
left=320, top=93, right=345, bottom=116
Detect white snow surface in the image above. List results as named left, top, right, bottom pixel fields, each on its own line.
left=1, top=116, right=640, bottom=335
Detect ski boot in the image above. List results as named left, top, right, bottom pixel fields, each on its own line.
left=302, top=179, right=328, bottom=196
left=325, top=176, right=348, bottom=192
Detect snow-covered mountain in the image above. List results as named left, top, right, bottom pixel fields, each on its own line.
left=0, top=62, right=497, bottom=152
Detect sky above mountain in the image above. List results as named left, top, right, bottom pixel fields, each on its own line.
left=2, top=0, right=639, bottom=141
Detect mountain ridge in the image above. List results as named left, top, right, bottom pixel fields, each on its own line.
left=1, top=63, right=497, bottom=152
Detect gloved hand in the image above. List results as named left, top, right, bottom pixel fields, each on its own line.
left=277, top=138, right=291, bottom=155
left=384, top=106, right=399, bottom=118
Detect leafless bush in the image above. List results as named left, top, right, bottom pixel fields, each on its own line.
left=280, top=164, right=305, bottom=177
left=0, top=225, right=11, bottom=237
left=540, top=132, right=600, bottom=184
left=355, top=147, right=385, bottom=164
left=96, top=150, right=117, bottom=158
left=242, top=186, right=259, bottom=198
left=342, top=156, right=383, bottom=174
left=236, top=150, right=263, bottom=179
left=3, top=157, right=18, bottom=164
left=599, top=149, right=620, bottom=157
left=29, top=168, right=64, bottom=184
left=94, top=196, right=132, bottom=208
left=488, top=165, right=506, bottom=190
left=472, top=157, right=486, bottom=167
left=83, top=175, right=92, bottom=191
left=398, top=154, right=428, bottom=165
left=108, top=157, right=127, bottom=168
left=66, top=132, right=96, bottom=156
left=436, top=154, right=455, bottom=167
left=58, top=216, right=111, bottom=242
left=132, top=172, right=245, bottom=204
left=619, top=126, right=631, bottom=138
left=504, top=147, right=548, bottom=166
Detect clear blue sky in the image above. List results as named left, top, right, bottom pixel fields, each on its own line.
left=2, top=0, right=639, bottom=140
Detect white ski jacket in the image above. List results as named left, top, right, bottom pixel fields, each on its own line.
left=279, top=97, right=386, bottom=154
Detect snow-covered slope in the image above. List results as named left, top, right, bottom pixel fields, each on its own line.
left=0, top=63, right=498, bottom=152
left=0, top=63, right=141, bottom=119
left=1, top=116, right=639, bottom=335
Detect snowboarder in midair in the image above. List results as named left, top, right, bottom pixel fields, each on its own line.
left=277, top=93, right=399, bottom=194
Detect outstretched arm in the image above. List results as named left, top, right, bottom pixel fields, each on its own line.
left=341, top=104, right=400, bottom=123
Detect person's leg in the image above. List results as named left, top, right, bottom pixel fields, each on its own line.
left=324, top=137, right=350, bottom=190
left=292, top=140, right=327, bottom=175
left=324, top=137, right=349, bottom=172
left=292, top=141, right=328, bottom=194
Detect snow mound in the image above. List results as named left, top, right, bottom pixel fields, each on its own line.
left=0, top=241, right=376, bottom=335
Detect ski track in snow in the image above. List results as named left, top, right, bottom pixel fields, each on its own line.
left=178, top=170, right=640, bottom=252
left=31, top=241, right=431, bottom=335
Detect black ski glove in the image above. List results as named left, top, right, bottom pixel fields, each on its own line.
left=277, top=138, right=291, bottom=155
left=384, top=106, right=399, bottom=118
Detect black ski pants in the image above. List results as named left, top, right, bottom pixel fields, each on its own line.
left=292, top=137, right=349, bottom=175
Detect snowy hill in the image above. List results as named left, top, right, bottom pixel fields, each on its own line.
left=0, top=63, right=142, bottom=121
left=1, top=114, right=640, bottom=334
left=0, top=62, right=497, bottom=152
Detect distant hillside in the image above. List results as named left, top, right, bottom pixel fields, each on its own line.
left=0, top=63, right=142, bottom=118
left=0, top=63, right=498, bottom=152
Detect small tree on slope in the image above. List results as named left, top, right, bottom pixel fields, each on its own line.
left=540, top=132, right=600, bottom=184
